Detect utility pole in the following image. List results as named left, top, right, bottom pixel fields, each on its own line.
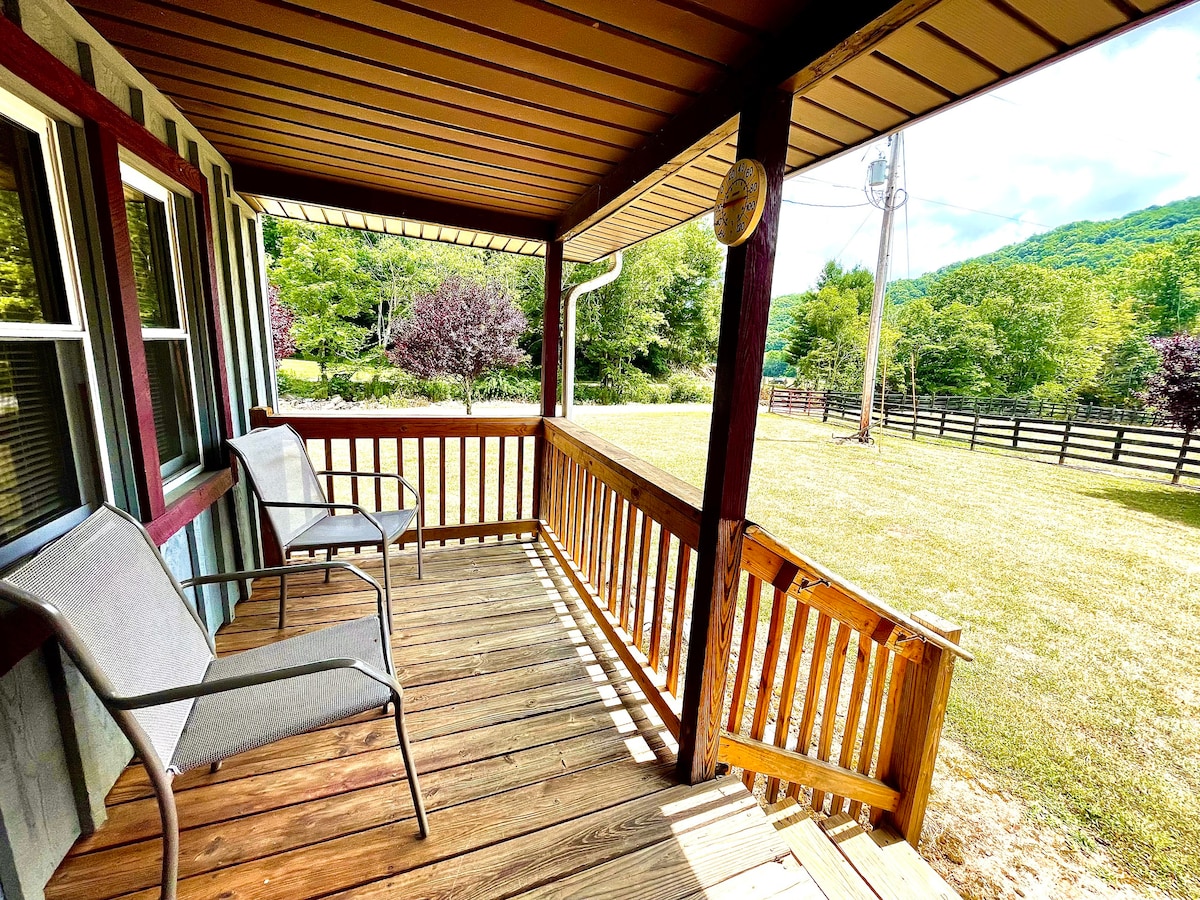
left=856, top=132, right=903, bottom=441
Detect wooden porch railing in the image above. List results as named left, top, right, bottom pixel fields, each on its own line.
left=539, top=417, right=969, bottom=843
left=248, top=409, right=542, bottom=549
left=247, top=408, right=968, bottom=845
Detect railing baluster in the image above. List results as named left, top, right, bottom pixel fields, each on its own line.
left=418, top=437, right=428, bottom=544
left=831, top=633, right=871, bottom=814
left=587, top=476, right=602, bottom=582
left=596, top=485, right=612, bottom=601
left=667, top=542, right=691, bottom=696
left=870, top=652, right=910, bottom=826
left=849, top=643, right=892, bottom=820
left=437, top=437, right=447, bottom=546
left=743, top=586, right=788, bottom=790
left=788, top=611, right=832, bottom=799
left=619, top=503, right=637, bottom=629
left=498, top=435, right=507, bottom=526
left=648, top=524, right=671, bottom=671
left=349, top=438, right=361, bottom=554
left=632, top=510, right=652, bottom=648
left=726, top=573, right=761, bottom=734
left=477, top=436, right=486, bottom=542
left=766, top=599, right=810, bottom=803
left=459, top=436, right=467, bottom=544
left=606, top=495, right=624, bottom=613
left=373, top=438, right=382, bottom=513
left=811, top=622, right=851, bottom=812
left=516, top=435, right=525, bottom=519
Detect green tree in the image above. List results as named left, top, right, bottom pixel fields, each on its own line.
left=269, top=224, right=374, bottom=382
left=784, top=261, right=873, bottom=390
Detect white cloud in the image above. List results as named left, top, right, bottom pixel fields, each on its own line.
left=770, top=4, right=1200, bottom=296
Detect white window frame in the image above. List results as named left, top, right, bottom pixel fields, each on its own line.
left=119, top=160, right=205, bottom=492
left=0, top=85, right=113, bottom=518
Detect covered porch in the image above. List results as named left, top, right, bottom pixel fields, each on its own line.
left=45, top=410, right=967, bottom=898
left=0, top=0, right=1189, bottom=896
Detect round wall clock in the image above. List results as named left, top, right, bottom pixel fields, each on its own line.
left=713, top=158, right=767, bottom=246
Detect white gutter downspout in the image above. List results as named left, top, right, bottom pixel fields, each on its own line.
left=562, top=251, right=623, bottom=419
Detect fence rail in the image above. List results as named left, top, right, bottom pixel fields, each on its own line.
left=769, top=388, right=1199, bottom=484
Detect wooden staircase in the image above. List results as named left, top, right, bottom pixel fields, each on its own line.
left=765, top=798, right=962, bottom=900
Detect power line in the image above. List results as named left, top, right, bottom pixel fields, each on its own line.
left=791, top=173, right=1053, bottom=229
left=782, top=198, right=872, bottom=209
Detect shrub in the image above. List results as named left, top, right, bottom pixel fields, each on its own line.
left=666, top=371, right=713, bottom=403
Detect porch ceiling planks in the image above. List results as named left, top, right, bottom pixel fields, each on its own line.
left=71, top=0, right=1193, bottom=263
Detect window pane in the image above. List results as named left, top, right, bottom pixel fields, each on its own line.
left=144, top=339, right=198, bottom=478
left=0, top=341, right=81, bottom=543
left=124, top=185, right=178, bottom=328
left=0, top=117, right=68, bottom=324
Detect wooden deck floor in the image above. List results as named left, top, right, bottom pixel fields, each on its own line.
left=46, top=537, right=828, bottom=900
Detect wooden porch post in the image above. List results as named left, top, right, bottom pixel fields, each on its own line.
left=535, top=239, right=564, bottom=519
left=677, top=90, right=791, bottom=785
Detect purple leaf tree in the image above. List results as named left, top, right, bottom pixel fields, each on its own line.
left=268, top=283, right=297, bottom=362
left=1141, top=333, right=1200, bottom=433
left=388, top=277, right=527, bottom=414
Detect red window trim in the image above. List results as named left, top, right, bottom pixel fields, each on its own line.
left=0, top=16, right=237, bottom=541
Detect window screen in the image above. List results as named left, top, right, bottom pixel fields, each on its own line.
left=0, top=341, right=80, bottom=543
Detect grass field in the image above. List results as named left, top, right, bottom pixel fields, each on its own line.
left=574, top=406, right=1200, bottom=898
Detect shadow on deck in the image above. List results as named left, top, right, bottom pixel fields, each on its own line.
left=45, top=538, right=822, bottom=900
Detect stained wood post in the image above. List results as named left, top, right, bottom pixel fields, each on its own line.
left=84, top=121, right=165, bottom=521
left=878, top=610, right=961, bottom=844
left=535, top=240, right=564, bottom=520
left=677, top=88, right=791, bottom=785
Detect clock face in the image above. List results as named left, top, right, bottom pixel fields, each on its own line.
left=714, top=158, right=767, bottom=247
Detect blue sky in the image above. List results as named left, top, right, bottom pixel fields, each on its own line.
left=770, top=3, right=1200, bottom=296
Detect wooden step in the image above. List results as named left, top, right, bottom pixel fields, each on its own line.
left=764, top=799, right=878, bottom=900
left=821, top=814, right=961, bottom=900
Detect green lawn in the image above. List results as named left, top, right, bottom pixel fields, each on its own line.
left=574, top=406, right=1200, bottom=898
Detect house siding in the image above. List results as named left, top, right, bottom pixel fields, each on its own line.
left=0, top=0, right=273, bottom=895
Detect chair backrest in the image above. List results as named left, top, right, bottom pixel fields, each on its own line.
left=227, top=425, right=328, bottom=548
left=0, top=505, right=214, bottom=768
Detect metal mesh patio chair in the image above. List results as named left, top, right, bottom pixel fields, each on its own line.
left=0, top=505, right=428, bottom=900
left=227, top=424, right=423, bottom=629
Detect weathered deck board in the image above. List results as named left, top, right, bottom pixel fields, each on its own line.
left=46, top=539, right=946, bottom=900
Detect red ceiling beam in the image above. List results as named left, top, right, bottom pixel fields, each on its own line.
left=234, top=163, right=555, bottom=243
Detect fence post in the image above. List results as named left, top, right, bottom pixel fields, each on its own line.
left=1058, top=421, right=1072, bottom=465
left=822, top=393, right=830, bottom=423
left=1174, top=432, right=1193, bottom=485
left=969, top=412, right=979, bottom=450
left=879, top=611, right=962, bottom=845
left=1012, top=418, right=1021, bottom=449
left=938, top=409, right=947, bottom=437
left=1112, top=428, right=1124, bottom=463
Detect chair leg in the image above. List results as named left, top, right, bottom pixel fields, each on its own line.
left=380, top=538, right=394, bottom=626
left=148, top=767, right=179, bottom=900
left=415, top=511, right=424, bottom=580
left=393, top=698, right=429, bottom=838
left=325, top=547, right=333, bottom=582
left=279, top=571, right=288, bottom=630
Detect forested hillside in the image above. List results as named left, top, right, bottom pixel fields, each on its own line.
left=776, top=196, right=1200, bottom=407
left=889, top=195, right=1200, bottom=302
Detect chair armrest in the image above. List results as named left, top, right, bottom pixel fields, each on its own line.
left=108, top=657, right=400, bottom=710
left=317, top=470, right=421, bottom=505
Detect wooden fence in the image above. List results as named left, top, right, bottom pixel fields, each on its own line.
left=769, top=388, right=1199, bottom=484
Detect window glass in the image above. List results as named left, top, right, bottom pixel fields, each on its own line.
left=124, top=184, right=178, bottom=328
left=0, top=116, right=69, bottom=324
left=144, top=338, right=199, bottom=478
left=0, top=340, right=80, bottom=543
